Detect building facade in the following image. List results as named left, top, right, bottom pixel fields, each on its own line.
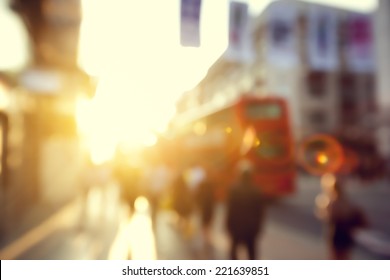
left=176, top=0, right=377, bottom=143
left=374, top=0, right=390, bottom=161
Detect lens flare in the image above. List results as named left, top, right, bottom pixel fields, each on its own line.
left=316, top=153, right=328, bottom=165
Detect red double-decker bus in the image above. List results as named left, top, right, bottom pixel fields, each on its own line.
left=165, top=94, right=296, bottom=200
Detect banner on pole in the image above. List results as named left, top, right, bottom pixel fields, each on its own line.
left=307, top=6, right=338, bottom=70
left=180, top=0, right=202, bottom=47
left=265, top=1, right=299, bottom=68
left=345, top=13, right=375, bottom=73
left=225, top=1, right=252, bottom=63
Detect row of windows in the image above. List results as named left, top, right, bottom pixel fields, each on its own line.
left=306, top=71, right=375, bottom=98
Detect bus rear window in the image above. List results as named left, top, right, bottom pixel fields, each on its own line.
left=257, top=145, right=287, bottom=158
left=255, top=131, right=287, bottom=159
left=245, top=103, right=282, bottom=119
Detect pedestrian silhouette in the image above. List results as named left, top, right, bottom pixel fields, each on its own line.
left=115, top=163, right=139, bottom=216
left=226, top=161, right=266, bottom=260
left=172, top=171, right=195, bottom=237
left=316, top=174, right=368, bottom=260
left=145, top=163, right=172, bottom=225
left=196, top=167, right=216, bottom=244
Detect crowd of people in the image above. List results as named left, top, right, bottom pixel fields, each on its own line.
left=112, top=152, right=264, bottom=259
left=110, top=149, right=369, bottom=260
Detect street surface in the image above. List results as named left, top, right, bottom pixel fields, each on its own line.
left=0, top=175, right=389, bottom=260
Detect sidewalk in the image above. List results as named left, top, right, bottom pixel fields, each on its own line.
left=110, top=203, right=329, bottom=260
left=113, top=201, right=388, bottom=260
left=0, top=183, right=122, bottom=260
left=2, top=189, right=388, bottom=260
left=0, top=198, right=72, bottom=250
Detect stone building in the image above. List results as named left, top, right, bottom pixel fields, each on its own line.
left=176, top=0, right=377, bottom=143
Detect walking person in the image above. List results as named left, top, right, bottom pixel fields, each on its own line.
left=316, top=174, right=368, bottom=260
left=145, top=163, right=172, bottom=225
left=118, top=166, right=140, bottom=215
left=196, top=167, right=216, bottom=244
left=172, top=171, right=195, bottom=237
left=226, top=160, right=266, bottom=260
left=113, top=153, right=139, bottom=216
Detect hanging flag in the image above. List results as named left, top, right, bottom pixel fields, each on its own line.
left=307, top=6, right=338, bottom=70
left=345, top=13, right=375, bottom=73
left=225, top=1, right=252, bottom=63
left=180, top=0, right=202, bottom=47
left=265, top=1, right=298, bottom=68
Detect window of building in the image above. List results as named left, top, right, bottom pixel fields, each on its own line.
left=363, top=75, right=376, bottom=113
left=308, top=110, right=327, bottom=128
left=339, top=72, right=357, bottom=123
left=307, top=71, right=327, bottom=97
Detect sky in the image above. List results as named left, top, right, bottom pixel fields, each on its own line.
left=77, top=0, right=378, bottom=87
left=0, top=0, right=29, bottom=70
left=0, top=0, right=378, bottom=72
left=0, top=0, right=378, bottom=73
left=76, top=0, right=378, bottom=138
left=0, top=0, right=379, bottom=156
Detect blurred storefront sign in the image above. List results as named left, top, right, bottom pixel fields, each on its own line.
left=180, top=0, right=202, bottom=47
left=19, top=68, right=93, bottom=97
left=19, top=69, right=62, bottom=93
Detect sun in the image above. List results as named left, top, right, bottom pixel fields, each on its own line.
left=76, top=0, right=231, bottom=163
left=76, top=73, right=160, bottom=163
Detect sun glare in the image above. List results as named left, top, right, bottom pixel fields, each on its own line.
left=76, top=0, right=278, bottom=158
left=76, top=74, right=165, bottom=163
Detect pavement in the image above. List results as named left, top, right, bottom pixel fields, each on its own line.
left=0, top=191, right=329, bottom=260
left=0, top=183, right=122, bottom=260
left=109, top=174, right=390, bottom=260
left=108, top=202, right=379, bottom=260
left=1, top=175, right=389, bottom=260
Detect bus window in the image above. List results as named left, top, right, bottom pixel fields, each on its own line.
left=171, top=96, right=295, bottom=199
left=256, top=142, right=287, bottom=158
left=245, top=103, right=282, bottom=120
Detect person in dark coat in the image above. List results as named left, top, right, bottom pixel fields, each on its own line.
left=172, top=171, right=194, bottom=236
left=316, top=174, right=368, bottom=260
left=196, top=168, right=216, bottom=243
left=226, top=161, right=266, bottom=260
